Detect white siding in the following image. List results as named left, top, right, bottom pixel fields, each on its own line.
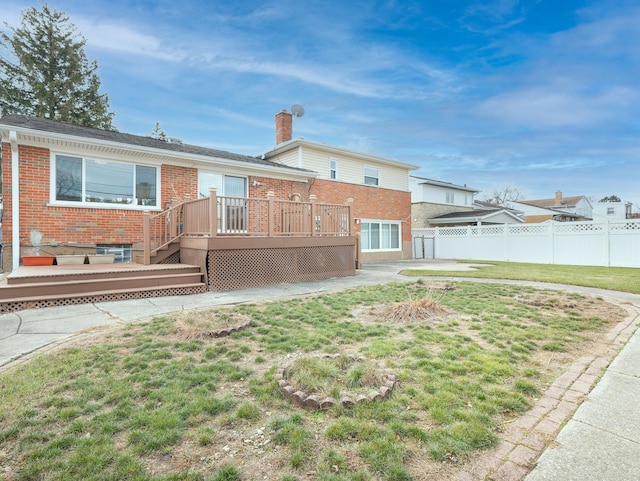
left=419, top=184, right=471, bottom=206
left=592, top=202, right=628, bottom=220
left=270, top=149, right=300, bottom=168
left=409, top=177, right=474, bottom=205
left=574, top=198, right=593, bottom=218
left=299, top=146, right=409, bottom=191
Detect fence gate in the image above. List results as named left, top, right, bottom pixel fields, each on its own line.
left=412, top=235, right=434, bottom=259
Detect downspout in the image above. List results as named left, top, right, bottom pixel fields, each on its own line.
left=9, top=130, right=19, bottom=270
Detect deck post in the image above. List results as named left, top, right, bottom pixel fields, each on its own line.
left=346, top=198, right=354, bottom=236
left=310, top=194, right=318, bottom=236
left=169, top=198, right=178, bottom=238
left=267, top=191, right=275, bottom=237
left=209, top=187, right=218, bottom=237
left=142, top=211, right=151, bottom=265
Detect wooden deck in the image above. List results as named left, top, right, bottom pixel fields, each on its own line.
left=0, top=263, right=206, bottom=314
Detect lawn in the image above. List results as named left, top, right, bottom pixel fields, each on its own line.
left=0, top=281, right=628, bottom=481
left=400, top=261, right=640, bottom=294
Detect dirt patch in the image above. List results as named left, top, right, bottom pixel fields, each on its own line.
left=376, top=297, right=450, bottom=323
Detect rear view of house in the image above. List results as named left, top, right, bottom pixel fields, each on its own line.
left=0, top=112, right=416, bottom=284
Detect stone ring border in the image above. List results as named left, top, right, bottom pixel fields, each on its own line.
left=178, top=318, right=252, bottom=339
left=210, top=318, right=252, bottom=338
left=276, top=354, right=397, bottom=410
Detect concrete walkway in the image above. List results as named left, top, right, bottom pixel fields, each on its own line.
left=1, top=259, right=639, bottom=481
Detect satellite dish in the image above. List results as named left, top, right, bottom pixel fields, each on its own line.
left=291, top=104, right=305, bottom=118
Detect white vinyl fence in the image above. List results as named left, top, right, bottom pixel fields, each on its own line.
left=412, top=219, right=640, bottom=268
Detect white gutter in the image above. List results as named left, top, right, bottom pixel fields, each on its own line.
left=9, top=130, right=19, bottom=270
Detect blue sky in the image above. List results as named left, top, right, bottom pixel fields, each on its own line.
left=4, top=0, right=640, bottom=207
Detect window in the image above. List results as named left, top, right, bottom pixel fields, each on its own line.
left=329, top=159, right=337, bottom=180
left=607, top=207, right=615, bottom=215
left=54, top=155, right=158, bottom=207
left=363, top=166, right=379, bottom=186
left=198, top=172, right=248, bottom=233
left=97, top=244, right=132, bottom=263
left=361, top=220, right=401, bottom=251
left=198, top=172, right=247, bottom=198
left=446, top=192, right=455, bottom=204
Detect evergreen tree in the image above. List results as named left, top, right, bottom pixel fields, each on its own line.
left=0, top=3, right=115, bottom=129
left=150, top=122, right=167, bottom=140
left=599, top=195, right=621, bottom=202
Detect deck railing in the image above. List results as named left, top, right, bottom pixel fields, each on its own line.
left=142, top=188, right=353, bottom=264
left=142, top=200, right=185, bottom=265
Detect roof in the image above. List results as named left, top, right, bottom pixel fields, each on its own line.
left=473, top=199, right=524, bottom=215
left=522, top=195, right=586, bottom=209
left=0, top=114, right=314, bottom=174
left=431, top=209, right=500, bottom=219
left=428, top=208, right=524, bottom=224
left=411, top=175, right=479, bottom=193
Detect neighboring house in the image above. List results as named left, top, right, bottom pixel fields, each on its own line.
left=409, top=176, right=479, bottom=227
left=409, top=176, right=522, bottom=226
left=264, top=110, right=418, bottom=261
left=427, top=208, right=523, bottom=226
left=592, top=201, right=632, bottom=220
left=0, top=111, right=416, bottom=271
left=508, top=191, right=593, bottom=223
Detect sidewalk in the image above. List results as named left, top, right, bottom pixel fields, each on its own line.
left=1, top=259, right=639, bottom=480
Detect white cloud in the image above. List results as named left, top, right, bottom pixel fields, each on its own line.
left=74, top=17, right=185, bottom=61
left=476, top=85, right=639, bottom=128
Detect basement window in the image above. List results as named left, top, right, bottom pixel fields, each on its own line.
left=96, top=244, right=133, bottom=263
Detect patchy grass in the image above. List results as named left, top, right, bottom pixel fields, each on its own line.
left=285, top=355, right=386, bottom=399
left=401, top=260, right=640, bottom=294
left=0, top=281, right=627, bottom=480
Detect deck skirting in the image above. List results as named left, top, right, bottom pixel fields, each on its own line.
left=181, top=236, right=357, bottom=291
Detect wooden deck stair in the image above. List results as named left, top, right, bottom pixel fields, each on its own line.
left=135, top=240, right=181, bottom=265
left=0, top=263, right=207, bottom=313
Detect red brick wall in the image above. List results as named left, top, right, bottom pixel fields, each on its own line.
left=310, top=179, right=412, bottom=239
left=310, top=179, right=412, bottom=260
left=0, top=146, right=310, bottom=250
left=0, top=142, right=410, bottom=264
left=161, top=164, right=198, bottom=207
left=248, top=176, right=310, bottom=200
left=0, top=144, right=201, bottom=249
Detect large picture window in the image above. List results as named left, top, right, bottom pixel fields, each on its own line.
left=361, top=220, right=401, bottom=251
left=54, top=155, right=158, bottom=208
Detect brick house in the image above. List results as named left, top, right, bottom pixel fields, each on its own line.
left=0, top=112, right=416, bottom=271
left=267, top=110, right=417, bottom=261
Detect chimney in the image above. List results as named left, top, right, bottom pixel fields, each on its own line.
left=555, top=190, right=562, bottom=205
left=275, top=109, right=293, bottom=144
